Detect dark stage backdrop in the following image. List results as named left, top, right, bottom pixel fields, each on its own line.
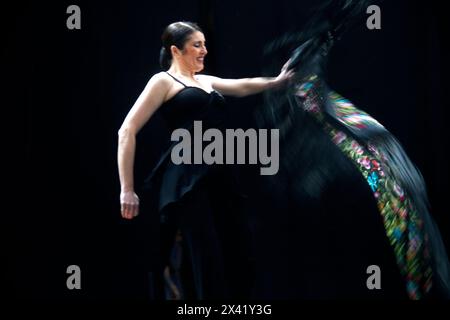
left=6, top=0, right=449, bottom=301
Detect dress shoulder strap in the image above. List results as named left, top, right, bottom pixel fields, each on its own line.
left=165, top=72, right=187, bottom=87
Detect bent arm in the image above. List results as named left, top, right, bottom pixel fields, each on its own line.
left=117, top=73, right=170, bottom=193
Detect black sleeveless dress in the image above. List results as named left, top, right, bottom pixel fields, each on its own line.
left=142, top=73, right=226, bottom=212
left=141, top=73, right=231, bottom=300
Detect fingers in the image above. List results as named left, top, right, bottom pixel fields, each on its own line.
left=122, top=203, right=139, bottom=219
left=173, top=288, right=181, bottom=300
left=134, top=203, right=140, bottom=217
left=287, top=69, right=295, bottom=80
left=121, top=203, right=132, bottom=219
left=121, top=204, right=139, bottom=219
left=120, top=202, right=127, bottom=218
left=282, top=58, right=293, bottom=72
left=278, top=69, right=295, bottom=86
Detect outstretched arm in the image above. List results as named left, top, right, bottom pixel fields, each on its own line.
left=199, top=63, right=293, bottom=97
left=117, top=72, right=170, bottom=219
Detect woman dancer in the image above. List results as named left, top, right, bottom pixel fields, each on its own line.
left=117, top=21, right=293, bottom=299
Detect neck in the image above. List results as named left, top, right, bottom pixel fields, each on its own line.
left=168, top=63, right=195, bottom=79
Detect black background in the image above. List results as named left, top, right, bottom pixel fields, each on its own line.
left=5, top=0, right=449, bottom=301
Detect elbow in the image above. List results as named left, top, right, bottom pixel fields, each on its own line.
left=117, top=127, right=127, bottom=140
left=118, top=125, right=136, bottom=142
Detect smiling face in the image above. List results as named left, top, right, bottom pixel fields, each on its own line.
left=172, top=31, right=207, bottom=73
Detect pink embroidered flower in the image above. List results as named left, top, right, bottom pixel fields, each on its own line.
left=351, top=141, right=364, bottom=155
left=356, top=123, right=367, bottom=129
left=358, top=156, right=371, bottom=169
left=332, top=131, right=347, bottom=145
left=393, top=183, right=405, bottom=201
left=309, top=103, right=319, bottom=113
left=399, top=208, right=408, bottom=219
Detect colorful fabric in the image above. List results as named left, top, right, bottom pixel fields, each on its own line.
left=296, top=76, right=433, bottom=299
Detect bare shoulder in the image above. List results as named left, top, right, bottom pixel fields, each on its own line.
left=151, top=71, right=172, bottom=88
left=141, top=72, right=173, bottom=102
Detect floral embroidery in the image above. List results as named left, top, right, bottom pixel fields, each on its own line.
left=330, top=92, right=385, bottom=131
left=297, top=76, right=433, bottom=299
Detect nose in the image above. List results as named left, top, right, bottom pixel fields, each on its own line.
left=202, top=45, right=207, bottom=55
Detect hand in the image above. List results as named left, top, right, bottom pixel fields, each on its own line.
left=120, top=190, right=140, bottom=219
left=169, top=283, right=181, bottom=300
left=164, top=266, right=182, bottom=300
left=273, top=60, right=295, bottom=88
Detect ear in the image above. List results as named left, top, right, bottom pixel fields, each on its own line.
left=170, top=45, right=181, bottom=57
